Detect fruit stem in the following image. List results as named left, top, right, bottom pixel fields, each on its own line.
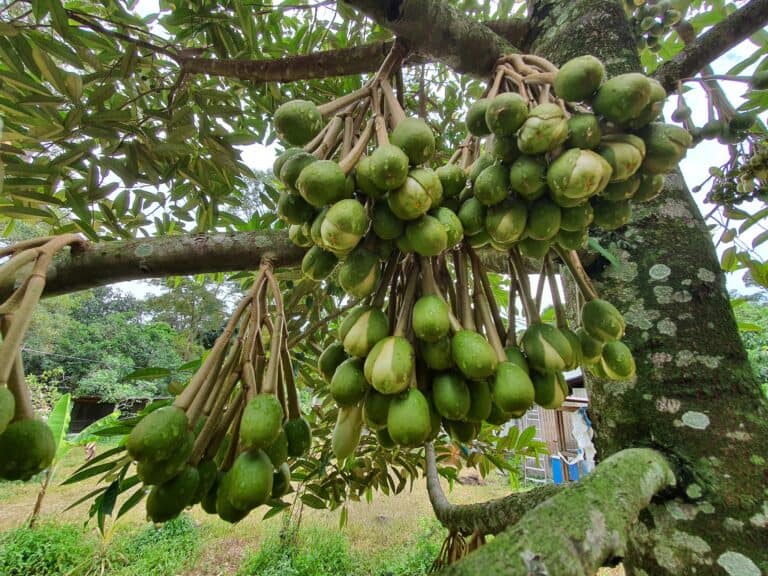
left=485, top=65, right=506, bottom=99
left=370, top=85, right=390, bottom=146
left=282, top=346, right=301, bottom=420
left=534, top=259, right=547, bottom=313
left=507, top=266, right=518, bottom=347
left=551, top=246, right=599, bottom=301
left=317, top=85, right=371, bottom=117
left=386, top=261, right=401, bottom=332
left=313, top=115, right=345, bottom=160
left=220, top=394, right=245, bottom=471
left=0, top=249, right=38, bottom=288
left=276, top=354, right=288, bottom=418
left=371, top=39, right=408, bottom=85
left=435, top=255, right=459, bottom=320
left=341, top=115, right=354, bottom=158
left=393, top=261, right=419, bottom=337
left=466, top=245, right=507, bottom=341
left=202, top=386, right=244, bottom=461
left=454, top=248, right=475, bottom=331
left=373, top=253, right=400, bottom=310
left=379, top=76, right=406, bottom=127
left=338, top=119, right=374, bottom=174
left=545, top=253, right=568, bottom=329
left=418, top=256, right=463, bottom=333
left=1, top=316, right=35, bottom=421
left=468, top=252, right=506, bottom=361
left=190, top=368, right=240, bottom=465
left=509, top=249, right=541, bottom=324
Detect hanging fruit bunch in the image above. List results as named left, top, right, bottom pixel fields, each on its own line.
left=622, top=0, right=683, bottom=52
left=0, top=235, right=84, bottom=481
left=121, top=262, right=312, bottom=524
left=271, top=44, right=693, bottom=460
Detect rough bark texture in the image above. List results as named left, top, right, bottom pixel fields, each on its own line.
left=440, top=449, right=676, bottom=576
left=528, top=1, right=768, bottom=574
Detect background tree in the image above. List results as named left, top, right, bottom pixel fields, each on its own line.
left=1, top=0, right=768, bottom=575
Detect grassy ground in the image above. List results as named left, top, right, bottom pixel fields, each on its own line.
left=0, top=445, right=623, bottom=575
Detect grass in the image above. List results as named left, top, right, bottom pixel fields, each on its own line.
left=0, top=444, right=623, bottom=575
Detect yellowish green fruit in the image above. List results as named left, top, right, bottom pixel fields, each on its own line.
left=301, top=246, right=338, bottom=281
left=272, top=462, right=291, bottom=498
left=466, top=380, right=493, bottom=422
left=432, top=207, right=464, bottom=248
left=0, top=419, right=56, bottom=481
left=278, top=190, right=314, bottom=225
left=577, top=327, right=604, bottom=364
left=593, top=73, right=653, bottom=125
left=492, top=361, right=535, bottom=414
left=388, top=175, right=433, bottom=221
left=581, top=298, right=625, bottom=341
left=280, top=151, right=316, bottom=191
left=485, top=92, right=528, bottom=136
left=321, top=198, right=368, bottom=252
left=432, top=372, right=471, bottom=420
left=532, top=371, right=568, bottom=409
left=227, top=450, right=273, bottom=511
left=591, top=198, right=632, bottom=230
left=600, top=340, right=636, bottom=379
left=474, top=163, right=511, bottom=206
left=485, top=197, right=527, bottom=244
left=598, top=134, right=646, bottom=182
left=406, top=215, right=448, bottom=257
left=547, top=148, right=612, bottom=207
left=296, top=160, right=347, bottom=207
left=274, top=100, right=323, bottom=146
left=412, top=295, right=451, bottom=342
left=263, top=428, right=289, bottom=467
left=372, top=201, right=404, bottom=240
left=388, top=389, right=432, bottom=447
left=318, top=342, right=347, bottom=382
left=566, top=114, right=602, bottom=149
left=525, top=197, right=561, bottom=241
left=369, top=144, right=410, bottom=190
left=633, top=172, right=665, bottom=203
left=451, top=330, right=498, bottom=381
left=240, top=394, right=283, bottom=451
left=517, top=103, right=569, bottom=155
left=137, top=430, right=194, bottom=485
left=337, top=248, right=380, bottom=298
left=390, top=117, right=435, bottom=165
left=509, top=156, right=547, bottom=201
left=355, top=156, right=387, bottom=199
left=364, top=336, right=414, bottom=395
left=553, top=55, right=605, bottom=102
left=521, top=323, right=573, bottom=373
left=466, top=98, right=492, bottom=136
left=458, top=197, right=487, bottom=236
left=284, top=417, right=312, bottom=457
left=340, top=306, right=389, bottom=358
left=436, top=164, right=466, bottom=199
left=518, top=237, right=551, bottom=260
left=332, top=404, right=363, bottom=460
left=560, top=203, right=594, bottom=231
left=127, top=405, right=188, bottom=463
left=330, top=358, right=369, bottom=407
left=363, top=389, right=391, bottom=431
left=146, top=465, right=199, bottom=523
left=420, top=337, right=454, bottom=371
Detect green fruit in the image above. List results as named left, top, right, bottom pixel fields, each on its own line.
left=356, top=156, right=387, bottom=199
left=272, top=462, right=291, bottom=498
left=284, top=417, right=312, bottom=457
left=0, top=387, right=14, bottom=435
left=466, top=98, right=492, bottom=136
left=562, top=329, right=583, bottom=370
left=521, top=323, right=573, bottom=373
left=264, top=428, right=289, bottom=467
left=436, top=164, right=466, bottom=199
left=321, top=199, right=368, bottom=252
left=749, top=70, right=768, bottom=90
left=517, top=103, right=569, bottom=155
left=593, top=73, right=653, bottom=125
left=146, top=465, right=199, bottom=523
left=338, top=248, right=381, bottom=298
left=193, top=460, right=218, bottom=505
left=432, top=207, right=464, bottom=248
left=273, top=147, right=305, bottom=179
left=532, top=371, right=568, bottom=409
left=465, top=380, right=493, bottom=422
left=509, top=156, right=547, bottom=201
left=670, top=104, right=692, bottom=123
left=474, top=163, right=511, bottom=206
left=127, top=406, right=189, bottom=463
left=554, top=55, right=605, bottom=102
left=388, top=389, right=432, bottom=447
left=485, top=93, right=528, bottom=136
left=427, top=398, right=442, bottom=441
left=240, top=394, right=283, bottom=451
left=332, top=404, right=363, bottom=460
left=701, top=120, right=723, bottom=140
left=468, top=153, right=495, bottom=185
left=566, top=114, right=602, bottom=150
left=626, top=77, right=666, bottom=129
left=396, top=233, right=414, bottom=253
left=601, top=176, right=640, bottom=202
left=458, top=197, right=487, bottom=236
left=504, top=347, right=529, bottom=373
left=280, top=152, right=316, bottom=191
left=288, top=223, right=312, bottom=248
left=310, top=207, right=328, bottom=247
left=200, top=475, right=219, bottom=514
left=432, top=372, right=471, bottom=420
left=363, top=389, right=391, bottom=430
left=446, top=419, right=479, bottom=443
left=412, top=295, right=451, bottom=342
left=518, top=237, right=551, bottom=260
left=365, top=336, right=415, bottom=395
left=216, top=475, right=250, bottom=523
left=556, top=228, right=588, bottom=250
left=274, top=100, right=323, bottom=146
left=370, top=144, right=410, bottom=190
left=577, top=327, right=604, bottom=364
left=319, top=342, right=347, bottom=382
left=331, top=358, right=369, bottom=407
left=389, top=174, right=433, bottom=221
left=390, top=117, right=435, bottom=165
left=372, top=201, right=405, bottom=240
left=412, top=167, right=444, bottom=206
left=486, top=402, right=513, bottom=426
left=581, top=298, right=625, bottom=341
left=639, top=122, right=693, bottom=174
left=598, top=134, right=646, bottom=182
left=485, top=197, right=527, bottom=244
left=633, top=172, right=665, bottom=203
left=406, top=215, right=448, bottom=256
left=451, top=330, right=499, bottom=381
left=420, top=337, right=454, bottom=371
left=376, top=427, right=397, bottom=448
left=560, top=203, right=594, bottom=231
left=0, top=419, right=56, bottom=480
left=137, top=431, right=194, bottom=485
left=546, top=148, right=612, bottom=207
left=489, top=135, right=521, bottom=163
left=492, top=361, right=535, bottom=414
left=227, top=450, right=273, bottom=511
left=340, top=306, right=389, bottom=358
left=278, top=191, right=314, bottom=225
left=467, top=228, right=492, bottom=248
left=525, top=198, right=561, bottom=241
left=601, top=341, right=636, bottom=379
left=301, top=246, right=338, bottom=281
left=297, top=160, right=347, bottom=207
left=591, top=198, right=632, bottom=230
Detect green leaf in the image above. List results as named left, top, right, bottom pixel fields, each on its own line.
left=301, top=493, right=327, bottom=509
left=720, top=246, right=739, bottom=272
left=516, top=426, right=537, bottom=450
left=587, top=237, right=622, bottom=268
left=62, top=461, right=122, bottom=485
left=116, top=486, right=147, bottom=519
left=46, top=393, right=72, bottom=458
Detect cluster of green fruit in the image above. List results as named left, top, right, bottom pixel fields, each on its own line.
left=0, top=388, right=56, bottom=481
left=457, top=54, right=691, bottom=260
left=705, top=138, right=768, bottom=207
left=624, top=0, right=682, bottom=52
left=124, top=400, right=311, bottom=524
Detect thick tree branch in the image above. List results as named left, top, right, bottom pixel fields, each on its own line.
left=440, top=448, right=676, bottom=575
left=653, top=0, right=768, bottom=91
left=343, top=0, right=518, bottom=76
left=0, top=230, right=304, bottom=300
left=425, top=443, right=560, bottom=536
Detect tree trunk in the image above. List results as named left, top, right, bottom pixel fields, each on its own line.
left=527, top=1, right=768, bottom=573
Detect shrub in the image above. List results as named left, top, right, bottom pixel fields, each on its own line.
left=363, top=518, right=443, bottom=576
left=239, top=525, right=354, bottom=576
left=0, top=522, right=95, bottom=576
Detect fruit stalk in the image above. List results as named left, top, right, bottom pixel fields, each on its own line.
left=509, top=249, right=541, bottom=324
left=372, top=253, right=400, bottom=309
left=1, top=316, right=34, bottom=421
left=281, top=347, right=301, bottom=420
left=0, top=249, right=38, bottom=288
left=186, top=325, right=239, bottom=426
left=544, top=254, right=567, bottom=329
left=507, top=266, right=517, bottom=347
left=552, top=246, right=599, bottom=301
left=276, top=354, right=288, bottom=416
left=313, top=115, right=345, bottom=159
left=379, top=76, right=406, bottom=127
left=338, top=119, right=374, bottom=174
left=418, top=256, right=463, bottom=333
left=316, top=85, right=371, bottom=117
left=220, top=394, right=246, bottom=472
left=341, top=115, right=354, bottom=158
left=202, top=336, right=243, bottom=415
left=371, top=89, right=390, bottom=146
left=466, top=245, right=506, bottom=340
left=453, top=249, right=475, bottom=331
left=393, top=263, right=419, bottom=337
left=533, top=259, right=548, bottom=312
left=191, top=368, right=241, bottom=464
left=469, top=254, right=507, bottom=362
